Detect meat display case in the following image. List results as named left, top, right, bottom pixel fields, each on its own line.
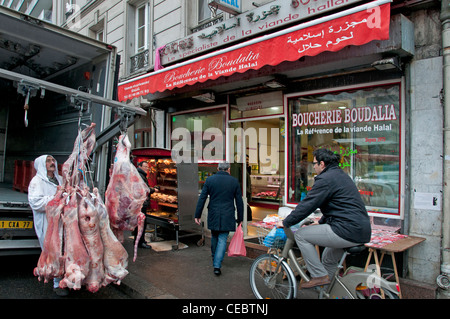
left=250, top=175, right=284, bottom=203
left=131, top=148, right=204, bottom=249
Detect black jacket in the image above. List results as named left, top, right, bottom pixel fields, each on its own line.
left=137, top=167, right=155, bottom=208
left=283, top=163, right=371, bottom=244
left=195, top=171, right=244, bottom=232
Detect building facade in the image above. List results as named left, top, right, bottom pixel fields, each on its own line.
left=0, top=0, right=54, bottom=22
left=6, top=0, right=448, bottom=298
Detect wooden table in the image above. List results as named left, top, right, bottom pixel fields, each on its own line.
left=364, top=231, right=425, bottom=299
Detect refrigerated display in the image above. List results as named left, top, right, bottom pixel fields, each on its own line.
left=131, top=148, right=204, bottom=250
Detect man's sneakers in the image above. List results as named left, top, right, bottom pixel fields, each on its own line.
left=214, top=268, right=221, bottom=276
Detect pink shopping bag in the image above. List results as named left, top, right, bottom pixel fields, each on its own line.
left=228, top=224, right=246, bottom=257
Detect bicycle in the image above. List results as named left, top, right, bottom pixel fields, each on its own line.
left=249, top=220, right=400, bottom=299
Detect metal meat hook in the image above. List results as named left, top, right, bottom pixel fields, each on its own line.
left=77, top=109, right=86, bottom=131
left=119, top=108, right=132, bottom=134
left=23, top=90, right=30, bottom=127
left=16, top=80, right=45, bottom=127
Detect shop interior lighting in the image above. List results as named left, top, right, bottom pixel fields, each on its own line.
left=264, top=79, right=285, bottom=88
left=371, top=57, right=401, bottom=71
left=192, top=92, right=215, bottom=103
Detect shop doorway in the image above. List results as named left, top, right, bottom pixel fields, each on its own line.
left=229, top=117, right=285, bottom=239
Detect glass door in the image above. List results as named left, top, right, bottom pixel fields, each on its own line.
left=228, top=117, right=285, bottom=238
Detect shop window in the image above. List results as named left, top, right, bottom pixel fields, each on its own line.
left=134, top=128, right=152, bottom=148
left=170, top=107, right=227, bottom=163
left=287, top=82, right=402, bottom=218
left=230, top=92, right=284, bottom=120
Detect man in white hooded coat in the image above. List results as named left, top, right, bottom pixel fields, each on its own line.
left=28, top=155, right=67, bottom=296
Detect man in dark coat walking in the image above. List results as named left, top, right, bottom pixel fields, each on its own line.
left=195, top=161, right=244, bottom=276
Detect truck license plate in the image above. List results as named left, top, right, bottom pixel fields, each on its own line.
left=0, top=221, right=33, bottom=229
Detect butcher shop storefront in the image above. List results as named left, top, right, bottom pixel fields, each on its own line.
left=118, top=0, right=413, bottom=238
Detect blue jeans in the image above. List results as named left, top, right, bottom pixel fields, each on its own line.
left=211, top=231, right=229, bottom=269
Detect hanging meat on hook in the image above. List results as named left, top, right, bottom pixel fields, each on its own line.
left=93, top=188, right=128, bottom=285
left=34, top=123, right=131, bottom=293
left=33, top=187, right=67, bottom=283
left=59, top=189, right=91, bottom=290
left=78, top=187, right=105, bottom=293
left=105, top=134, right=149, bottom=262
left=61, top=122, right=96, bottom=189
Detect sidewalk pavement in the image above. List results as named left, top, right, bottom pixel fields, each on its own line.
left=115, top=231, right=319, bottom=299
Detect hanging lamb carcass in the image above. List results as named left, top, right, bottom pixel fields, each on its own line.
left=105, top=134, right=149, bottom=262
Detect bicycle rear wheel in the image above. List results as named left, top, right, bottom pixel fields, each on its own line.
left=249, top=254, right=296, bottom=299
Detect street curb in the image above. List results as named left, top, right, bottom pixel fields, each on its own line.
left=114, top=272, right=178, bottom=299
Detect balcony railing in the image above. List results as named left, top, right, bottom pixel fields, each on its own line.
left=130, top=49, right=149, bottom=74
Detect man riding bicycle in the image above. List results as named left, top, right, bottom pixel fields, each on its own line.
left=278, top=148, right=371, bottom=288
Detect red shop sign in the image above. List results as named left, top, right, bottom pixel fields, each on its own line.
left=118, top=1, right=390, bottom=102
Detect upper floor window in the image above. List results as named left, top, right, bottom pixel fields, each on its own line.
left=198, top=0, right=212, bottom=23
left=95, top=29, right=104, bottom=42
left=128, top=1, right=151, bottom=74
left=18, top=0, right=33, bottom=13
left=63, top=0, right=94, bottom=23
left=136, top=3, right=149, bottom=53
left=89, top=17, right=105, bottom=42
left=198, top=0, right=223, bottom=24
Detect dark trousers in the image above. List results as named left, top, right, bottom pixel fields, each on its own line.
left=133, top=206, right=148, bottom=245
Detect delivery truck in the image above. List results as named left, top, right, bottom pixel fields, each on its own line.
left=0, top=6, right=145, bottom=255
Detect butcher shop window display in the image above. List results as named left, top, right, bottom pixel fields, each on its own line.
left=33, top=123, right=148, bottom=294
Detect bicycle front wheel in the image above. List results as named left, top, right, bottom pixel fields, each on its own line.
left=249, top=254, right=296, bottom=299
